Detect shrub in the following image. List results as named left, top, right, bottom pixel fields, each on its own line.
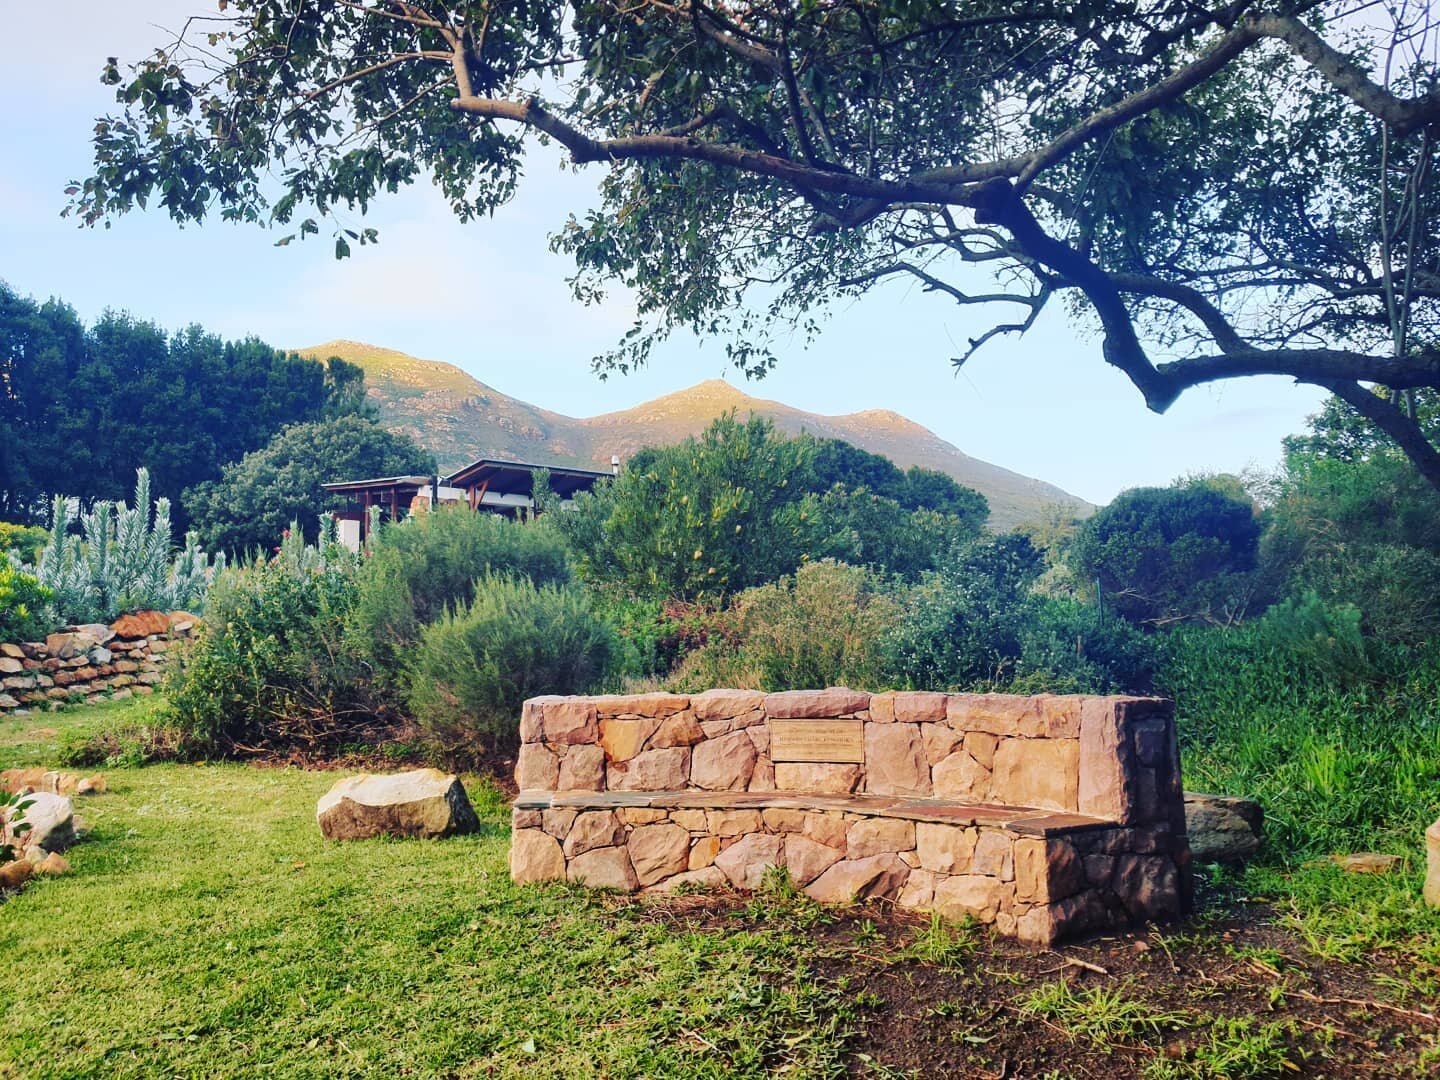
left=404, top=574, right=617, bottom=758
left=670, top=561, right=898, bottom=691
left=1071, top=482, right=1261, bottom=626
left=348, top=506, right=572, bottom=679
left=164, top=554, right=374, bottom=754
left=0, top=523, right=48, bottom=563
left=811, top=487, right=980, bottom=579
left=559, top=413, right=821, bottom=601
left=0, top=551, right=53, bottom=642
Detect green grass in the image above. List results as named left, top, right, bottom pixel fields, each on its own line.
left=0, top=701, right=859, bottom=1079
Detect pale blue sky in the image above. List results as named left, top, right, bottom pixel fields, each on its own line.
left=0, top=2, right=1326, bottom=507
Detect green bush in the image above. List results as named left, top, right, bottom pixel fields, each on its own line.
left=164, top=555, right=373, bottom=754
left=670, top=561, right=899, bottom=691
left=0, top=551, right=53, bottom=642
left=348, top=506, right=572, bottom=679
left=882, top=535, right=1153, bottom=693
left=0, top=523, right=48, bottom=564
left=404, top=574, right=616, bottom=758
left=1071, top=482, right=1261, bottom=626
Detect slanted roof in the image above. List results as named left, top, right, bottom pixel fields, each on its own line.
left=320, top=474, right=433, bottom=496
left=444, top=457, right=612, bottom=498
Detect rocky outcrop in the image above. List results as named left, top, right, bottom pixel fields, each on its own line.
left=316, top=769, right=479, bottom=840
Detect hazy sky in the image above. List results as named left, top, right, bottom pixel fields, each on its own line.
left=0, top=2, right=1327, bottom=507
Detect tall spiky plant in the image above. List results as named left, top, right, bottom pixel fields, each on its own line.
left=28, top=468, right=224, bottom=623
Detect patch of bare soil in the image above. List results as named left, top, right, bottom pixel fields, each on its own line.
left=643, top=891, right=1438, bottom=1079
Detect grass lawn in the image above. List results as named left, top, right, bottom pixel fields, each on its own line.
left=2, top=700, right=1438, bottom=1078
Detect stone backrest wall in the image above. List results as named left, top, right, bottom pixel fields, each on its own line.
left=517, top=688, right=1183, bottom=830
left=0, top=611, right=198, bottom=713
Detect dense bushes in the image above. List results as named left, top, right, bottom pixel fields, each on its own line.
left=405, top=575, right=616, bottom=761
left=0, top=552, right=51, bottom=642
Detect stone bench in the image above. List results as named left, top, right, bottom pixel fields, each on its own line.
left=510, top=688, right=1191, bottom=945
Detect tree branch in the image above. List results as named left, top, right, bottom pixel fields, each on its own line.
left=1321, top=379, right=1440, bottom=488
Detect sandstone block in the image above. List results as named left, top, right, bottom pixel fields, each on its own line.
left=511, top=829, right=565, bottom=883
left=609, top=747, right=690, bottom=791
left=864, top=723, right=931, bottom=796
left=519, top=700, right=544, bottom=742
left=541, top=700, right=598, bottom=746
left=990, top=737, right=1079, bottom=812
left=542, top=808, right=578, bottom=838
left=893, top=691, right=948, bottom=723
left=599, top=717, right=663, bottom=762
left=567, top=846, right=639, bottom=891
left=931, top=750, right=990, bottom=801
left=0, top=658, right=21, bottom=675
left=933, top=874, right=1009, bottom=923
left=0, top=859, right=33, bottom=890
left=897, top=868, right=940, bottom=909
left=868, top=692, right=896, bottom=723
left=1112, top=854, right=1180, bottom=920
left=563, top=811, right=625, bottom=857
left=618, top=808, right=668, bottom=825
left=594, top=692, right=690, bottom=718
left=915, top=822, right=976, bottom=874
left=109, top=611, right=170, bottom=638
left=921, top=723, right=963, bottom=765
left=1184, top=792, right=1263, bottom=863
left=846, top=817, right=915, bottom=859
left=557, top=745, right=606, bottom=791
left=672, top=809, right=708, bottom=831
left=714, top=833, right=784, bottom=890
left=803, top=812, right=849, bottom=850
left=971, top=830, right=1015, bottom=880
left=317, top=769, right=479, bottom=841
left=707, top=809, right=763, bottom=836
left=805, top=853, right=911, bottom=904
left=513, top=808, right=543, bottom=829
left=689, top=836, right=721, bottom=870
left=765, top=688, right=870, bottom=718
left=783, top=834, right=845, bottom=885
left=774, top=762, right=862, bottom=794
left=35, top=851, right=71, bottom=876
left=691, top=689, right=766, bottom=720
left=515, top=743, right=560, bottom=791
left=650, top=711, right=704, bottom=748
left=628, top=823, right=691, bottom=886
left=1014, top=838, right=1085, bottom=905
left=761, top=808, right=807, bottom=833
left=690, top=730, right=757, bottom=791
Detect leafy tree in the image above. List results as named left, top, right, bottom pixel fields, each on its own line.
left=812, top=487, right=980, bottom=580
left=560, top=413, right=819, bottom=601
left=807, top=440, right=908, bottom=502
left=184, top=416, right=435, bottom=556
left=0, top=282, right=370, bottom=526
left=901, top=467, right=989, bottom=521
left=76, top=3, right=1440, bottom=484
left=1071, top=483, right=1261, bottom=626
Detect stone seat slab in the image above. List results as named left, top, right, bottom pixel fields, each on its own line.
left=515, top=788, right=1115, bottom=837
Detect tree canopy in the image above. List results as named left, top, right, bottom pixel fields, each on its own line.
left=184, top=414, right=436, bottom=555
left=0, top=282, right=368, bottom=526
left=75, top=2, right=1440, bottom=483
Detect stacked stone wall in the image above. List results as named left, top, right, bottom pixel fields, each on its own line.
left=512, top=688, right=1191, bottom=944
left=0, top=611, right=197, bottom=713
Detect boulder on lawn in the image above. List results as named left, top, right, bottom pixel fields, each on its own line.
left=316, top=768, right=479, bottom=840
left=7, top=792, right=75, bottom=853
left=1184, top=792, right=1263, bottom=863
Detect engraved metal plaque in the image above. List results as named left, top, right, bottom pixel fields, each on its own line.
left=769, top=718, right=865, bottom=763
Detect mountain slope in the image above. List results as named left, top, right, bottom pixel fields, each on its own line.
left=298, top=340, right=1091, bottom=528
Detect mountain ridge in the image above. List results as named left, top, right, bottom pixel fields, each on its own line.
left=297, top=340, right=1091, bottom=528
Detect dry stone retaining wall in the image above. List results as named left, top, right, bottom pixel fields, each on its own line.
left=0, top=611, right=197, bottom=713
left=511, top=688, right=1192, bottom=945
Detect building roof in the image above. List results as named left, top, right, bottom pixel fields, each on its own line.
left=320, top=475, right=432, bottom=495
left=444, top=457, right=612, bottom=497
